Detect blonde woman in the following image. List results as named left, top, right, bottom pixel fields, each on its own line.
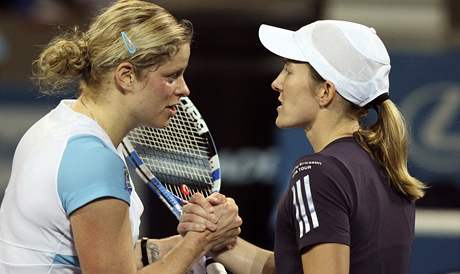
left=0, top=1, right=241, bottom=273
left=179, top=20, right=426, bottom=274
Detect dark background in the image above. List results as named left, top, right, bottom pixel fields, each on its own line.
left=0, top=1, right=459, bottom=273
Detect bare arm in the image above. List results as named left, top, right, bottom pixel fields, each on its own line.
left=139, top=232, right=213, bottom=274
left=134, top=236, right=181, bottom=269
left=301, top=243, right=349, bottom=274
left=70, top=198, right=214, bottom=274
left=214, top=237, right=275, bottom=274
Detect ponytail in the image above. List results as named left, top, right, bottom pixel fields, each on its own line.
left=353, top=100, right=426, bottom=201
left=33, top=28, right=89, bottom=94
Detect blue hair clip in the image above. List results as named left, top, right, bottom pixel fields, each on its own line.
left=120, top=31, right=137, bottom=55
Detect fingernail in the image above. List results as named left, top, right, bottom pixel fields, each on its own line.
left=207, top=222, right=217, bottom=231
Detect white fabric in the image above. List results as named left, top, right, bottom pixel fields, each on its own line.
left=258, top=20, right=391, bottom=107
left=0, top=100, right=144, bottom=274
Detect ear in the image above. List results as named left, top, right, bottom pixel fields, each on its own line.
left=114, top=62, right=135, bottom=94
left=317, top=80, right=337, bottom=108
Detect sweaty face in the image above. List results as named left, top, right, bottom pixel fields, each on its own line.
left=133, top=43, right=191, bottom=128
left=271, top=61, right=322, bottom=129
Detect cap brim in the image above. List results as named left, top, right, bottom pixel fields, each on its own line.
left=258, top=24, right=307, bottom=62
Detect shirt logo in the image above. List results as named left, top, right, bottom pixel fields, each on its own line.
left=124, top=167, right=132, bottom=194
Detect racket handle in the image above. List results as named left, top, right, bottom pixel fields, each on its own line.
left=205, top=257, right=227, bottom=274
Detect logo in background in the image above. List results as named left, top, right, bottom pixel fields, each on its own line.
left=401, top=82, right=460, bottom=174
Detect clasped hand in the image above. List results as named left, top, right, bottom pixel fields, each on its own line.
left=178, top=193, right=242, bottom=253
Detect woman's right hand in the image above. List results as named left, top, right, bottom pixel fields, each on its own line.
left=204, top=196, right=242, bottom=252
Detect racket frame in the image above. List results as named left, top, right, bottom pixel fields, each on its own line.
left=120, top=96, right=221, bottom=219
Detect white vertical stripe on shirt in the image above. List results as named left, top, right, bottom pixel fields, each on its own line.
left=291, top=185, right=304, bottom=238
left=295, top=179, right=311, bottom=237
left=303, top=175, right=319, bottom=229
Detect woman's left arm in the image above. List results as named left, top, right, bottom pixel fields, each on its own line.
left=301, top=243, right=350, bottom=274
left=134, top=236, right=182, bottom=269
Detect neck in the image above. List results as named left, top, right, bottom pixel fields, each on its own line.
left=72, top=95, right=134, bottom=146
left=305, top=113, right=359, bottom=152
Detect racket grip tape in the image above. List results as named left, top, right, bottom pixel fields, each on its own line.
left=205, top=257, right=227, bottom=274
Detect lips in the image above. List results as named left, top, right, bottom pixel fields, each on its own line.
left=166, top=104, right=178, bottom=115
left=277, top=97, right=283, bottom=111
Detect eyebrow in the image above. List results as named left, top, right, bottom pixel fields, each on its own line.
left=177, top=67, right=187, bottom=74
left=284, top=58, right=305, bottom=65
left=162, top=66, right=186, bottom=75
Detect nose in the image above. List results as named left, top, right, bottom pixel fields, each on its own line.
left=271, top=72, right=283, bottom=93
left=176, top=76, right=190, bottom=97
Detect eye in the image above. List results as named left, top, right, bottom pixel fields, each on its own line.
left=166, top=71, right=182, bottom=83
left=283, top=65, right=292, bottom=75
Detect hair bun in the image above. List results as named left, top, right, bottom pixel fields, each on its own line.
left=33, top=29, right=89, bottom=94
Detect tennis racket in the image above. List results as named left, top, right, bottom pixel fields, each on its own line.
left=120, top=96, right=226, bottom=274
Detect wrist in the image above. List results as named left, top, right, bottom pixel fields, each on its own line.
left=141, top=237, right=150, bottom=266
left=141, top=237, right=178, bottom=267
left=146, top=239, right=161, bottom=265
left=183, top=230, right=212, bottom=256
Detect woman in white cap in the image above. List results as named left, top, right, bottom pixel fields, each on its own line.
left=179, top=20, right=425, bottom=274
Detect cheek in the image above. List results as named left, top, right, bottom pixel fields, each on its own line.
left=143, top=82, right=169, bottom=105
left=292, top=87, right=318, bottom=115
left=302, top=104, right=318, bottom=120
left=154, top=82, right=175, bottom=98
left=303, top=95, right=319, bottom=114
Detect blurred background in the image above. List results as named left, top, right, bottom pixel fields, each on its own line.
left=0, top=0, right=459, bottom=273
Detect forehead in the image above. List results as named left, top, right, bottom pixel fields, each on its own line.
left=284, top=59, right=306, bottom=66
left=158, top=43, right=191, bottom=71
left=284, top=59, right=310, bottom=72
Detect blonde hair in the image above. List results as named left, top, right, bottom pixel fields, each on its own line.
left=352, top=100, right=426, bottom=201
left=306, top=63, right=425, bottom=201
left=33, top=0, right=193, bottom=95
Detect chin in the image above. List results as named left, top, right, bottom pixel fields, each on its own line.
left=276, top=117, right=303, bottom=129
left=144, top=117, right=170, bottom=128
left=160, top=119, right=171, bottom=128
left=275, top=118, right=288, bottom=129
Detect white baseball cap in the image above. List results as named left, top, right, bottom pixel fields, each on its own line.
left=258, top=20, right=391, bottom=107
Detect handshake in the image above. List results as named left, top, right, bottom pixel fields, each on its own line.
left=177, top=193, right=243, bottom=256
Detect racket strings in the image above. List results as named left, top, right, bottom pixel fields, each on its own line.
left=126, top=101, right=215, bottom=201
left=129, top=125, right=208, bottom=158
left=165, top=183, right=213, bottom=202
left=132, top=137, right=211, bottom=183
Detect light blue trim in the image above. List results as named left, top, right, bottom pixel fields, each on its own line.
left=58, top=135, right=131, bottom=215
left=53, top=254, right=80, bottom=267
